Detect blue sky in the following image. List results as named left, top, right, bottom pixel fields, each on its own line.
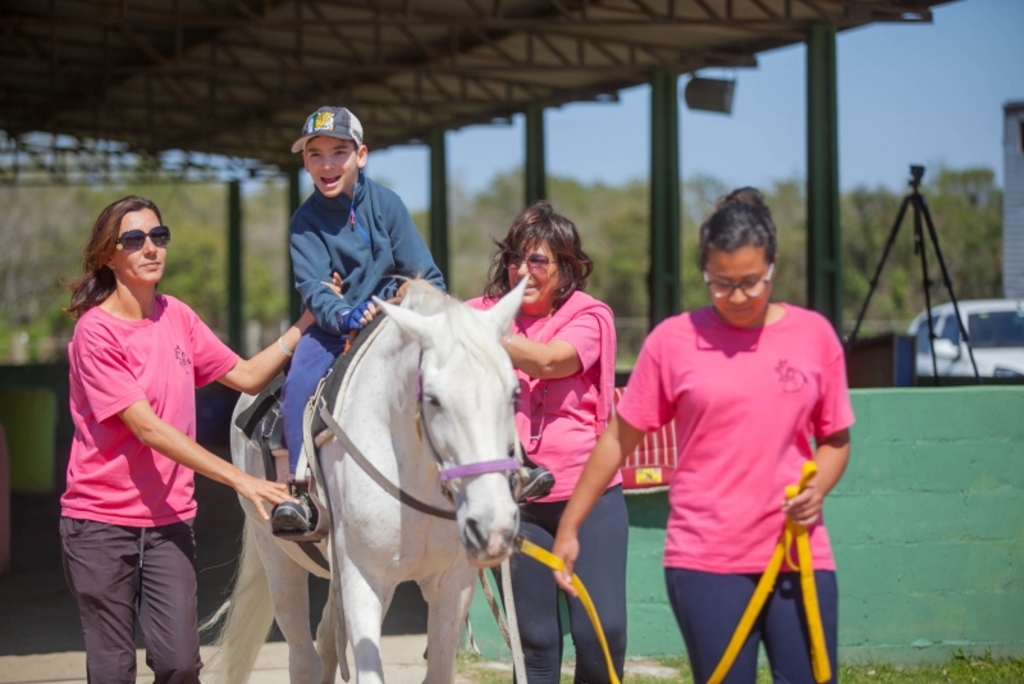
left=361, top=0, right=1023, bottom=212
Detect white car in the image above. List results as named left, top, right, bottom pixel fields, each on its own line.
left=907, top=299, right=1024, bottom=379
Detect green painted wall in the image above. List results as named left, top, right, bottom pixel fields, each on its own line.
left=469, top=387, right=1024, bottom=664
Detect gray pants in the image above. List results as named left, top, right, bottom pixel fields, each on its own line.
left=60, top=517, right=202, bottom=684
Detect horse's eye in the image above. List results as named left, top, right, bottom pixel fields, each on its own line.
left=426, top=395, right=441, bottom=408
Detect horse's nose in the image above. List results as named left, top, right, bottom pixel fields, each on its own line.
left=465, top=516, right=489, bottom=549
left=465, top=513, right=517, bottom=558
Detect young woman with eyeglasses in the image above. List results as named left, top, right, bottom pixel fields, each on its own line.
left=61, top=195, right=313, bottom=683
left=467, top=201, right=627, bottom=684
left=552, top=188, right=854, bottom=684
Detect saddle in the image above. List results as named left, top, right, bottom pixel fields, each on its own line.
left=234, top=313, right=389, bottom=547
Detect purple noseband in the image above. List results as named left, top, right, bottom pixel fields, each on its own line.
left=439, top=457, right=520, bottom=483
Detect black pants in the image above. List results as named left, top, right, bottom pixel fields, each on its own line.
left=665, top=567, right=839, bottom=684
left=506, top=485, right=629, bottom=684
left=60, top=517, right=203, bottom=684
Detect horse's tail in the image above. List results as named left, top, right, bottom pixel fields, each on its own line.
left=200, top=518, right=275, bottom=684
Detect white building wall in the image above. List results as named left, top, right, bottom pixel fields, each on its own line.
left=1005, top=102, right=1024, bottom=299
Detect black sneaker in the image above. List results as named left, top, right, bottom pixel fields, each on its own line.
left=271, top=496, right=312, bottom=535
left=511, top=466, right=555, bottom=503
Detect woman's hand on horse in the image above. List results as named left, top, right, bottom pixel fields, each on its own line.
left=234, top=474, right=293, bottom=520
left=781, top=484, right=823, bottom=527
left=550, top=531, right=580, bottom=598
left=322, top=272, right=344, bottom=297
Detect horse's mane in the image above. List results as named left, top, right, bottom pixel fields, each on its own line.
left=400, top=279, right=509, bottom=376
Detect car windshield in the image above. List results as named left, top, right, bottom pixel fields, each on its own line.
left=969, top=310, right=1024, bottom=348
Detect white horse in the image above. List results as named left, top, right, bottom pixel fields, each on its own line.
left=206, top=281, right=526, bottom=684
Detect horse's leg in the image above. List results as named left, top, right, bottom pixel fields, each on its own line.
left=341, top=560, right=397, bottom=684
left=325, top=543, right=351, bottom=684
left=420, top=564, right=477, bottom=684
left=252, top=531, right=322, bottom=684
left=317, top=576, right=348, bottom=684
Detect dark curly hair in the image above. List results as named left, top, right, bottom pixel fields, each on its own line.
left=483, top=201, right=593, bottom=310
left=698, top=186, right=777, bottom=270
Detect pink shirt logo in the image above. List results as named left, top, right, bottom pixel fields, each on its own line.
left=174, top=345, right=193, bottom=375
left=774, top=359, right=808, bottom=392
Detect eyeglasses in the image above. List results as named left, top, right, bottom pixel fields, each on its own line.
left=503, top=250, right=553, bottom=274
left=703, top=263, right=775, bottom=299
left=116, top=226, right=171, bottom=251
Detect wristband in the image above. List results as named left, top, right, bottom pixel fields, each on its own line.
left=502, top=333, right=514, bottom=349
left=277, top=338, right=293, bottom=357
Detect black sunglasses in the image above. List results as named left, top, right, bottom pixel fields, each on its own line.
left=116, top=226, right=171, bottom=251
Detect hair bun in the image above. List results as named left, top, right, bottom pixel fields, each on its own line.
left=716, top=187, right=768, bottom=212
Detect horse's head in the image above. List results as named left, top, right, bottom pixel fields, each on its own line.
left=376, top=281, right=527, bottom=567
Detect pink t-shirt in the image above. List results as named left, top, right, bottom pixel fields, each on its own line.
left=466, top=295, right=621, bottom=501
left=61, top=295, right=239, bottom=527
left=616, top=304, right=854, bottom=573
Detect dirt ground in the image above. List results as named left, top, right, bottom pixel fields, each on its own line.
left=0, top=443, right=428, bottom=657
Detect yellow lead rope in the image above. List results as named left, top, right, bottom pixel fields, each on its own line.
left=707, top=460, right=831, bottom=684
left=516, top=537, right=622, bottom=684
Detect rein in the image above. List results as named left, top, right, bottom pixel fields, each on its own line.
left=318, top=400, right=457, bottom=520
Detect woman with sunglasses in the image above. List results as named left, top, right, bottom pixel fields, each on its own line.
left=467, top=201, right=626, bottom=684
left=551, top=188, right=854, bottom=684
left=61, top=195, right=313, bottom=683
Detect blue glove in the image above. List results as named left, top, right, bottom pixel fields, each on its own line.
left=339, top=300, right=373, bottom=332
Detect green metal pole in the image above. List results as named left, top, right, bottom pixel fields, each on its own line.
left=428, top=127, right=450, bottom=287
left=525, top=104, right=547, bottom=205
left=806, top=25, right=843, bottom=331
left=227, top=179, right=244, bottom=354
left=649, top=68, right=682, bottom=330
left=287, top=167, right=303, bottom=321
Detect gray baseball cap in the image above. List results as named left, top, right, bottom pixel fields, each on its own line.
left=291, top=106, right=364, bottom=153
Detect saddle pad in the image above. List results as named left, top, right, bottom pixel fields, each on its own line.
left=234, top=371, right=286, bottom=440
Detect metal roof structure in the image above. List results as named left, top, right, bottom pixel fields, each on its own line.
left=2, top=0, right=948, bottom=180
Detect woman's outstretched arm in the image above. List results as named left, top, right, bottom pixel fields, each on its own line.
left=118, top=400, right=292, bottom=518
left=218, top=309, right=315, bottom=394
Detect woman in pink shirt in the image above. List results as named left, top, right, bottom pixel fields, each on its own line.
left=61, top=195, right=312, bottom=684
left=467, top=201, right=624, bottom=684
left=552, top=189, right=853, bottom=684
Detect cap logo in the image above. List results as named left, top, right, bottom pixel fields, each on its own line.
left=313, top=111, right=335, bottom=132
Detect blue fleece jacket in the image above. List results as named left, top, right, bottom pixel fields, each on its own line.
left=290, top=171, right=446, bottom=336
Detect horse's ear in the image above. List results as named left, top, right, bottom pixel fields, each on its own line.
left=483, top=278, right=527, bottom=333
left=374, top=297, right=434, bottom=346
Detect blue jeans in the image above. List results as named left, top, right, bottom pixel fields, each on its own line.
left=281, top=325, right=347, bottom=474
left=665, top=567, right=839, bottom=684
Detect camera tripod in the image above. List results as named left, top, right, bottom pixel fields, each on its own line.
left=846, top=165, right=980, bottom=384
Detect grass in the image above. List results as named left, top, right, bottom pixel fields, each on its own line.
left=457, top=649, right=1024, bottom=684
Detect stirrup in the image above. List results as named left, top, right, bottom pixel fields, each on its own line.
left=271, top=477, right=331, bottom=542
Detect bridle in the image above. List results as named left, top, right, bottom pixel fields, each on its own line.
left=415, top=351, right=519, bottom=488
left=318, top=347, right=519, bottom=521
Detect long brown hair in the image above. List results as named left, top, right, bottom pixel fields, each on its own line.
left=66, top=196, right=163, bottom=319
left=483, top=201, right=593, bottom=310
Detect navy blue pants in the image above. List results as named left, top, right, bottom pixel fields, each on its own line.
left=281, top=325, right=347, bottom=473
left=665, top=567, right=839, bottom=684
left=504, top=485, right=629, bottom=684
